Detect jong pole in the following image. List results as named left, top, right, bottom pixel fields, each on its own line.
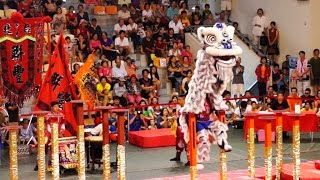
left=32, top=111, right=49, bottom=180
left=6, top=125, right=20, bottom=180
left=188, top=113, right=197, bottom=180
left=110, top=109, right=128, bottom=180
left=97, top=106, right=111, bottom=180
left=245, top=113, right=256, bottom=177
left=218, top=111, right=227, bottom=180
left=71, top=100, right=86, bottom=180
left=49, top=116, right=62, bottom=180
left=274, top=111, right=283, bottom=180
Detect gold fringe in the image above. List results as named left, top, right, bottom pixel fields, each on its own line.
left=77, top=125, right=86, bottom=180
left=37, top=116, right=46, bottom=180
left=103, top=144, right=111, bottom=180
left=220, top=149, right=227, bottom=180
left=9, top=130, right=18, bottom=180
left=51, top=123, right=60, bottom=180
left=293, top=125, right=300, bottom=179
left=117, top=145, right=126, bottom=180
left=0, top=35, right=36, bottom=43
left=247, top=128, right=255, bottom=177
left=275, top=126, right=283, bottom=180
left=264, top=146, right=272, bottom=180
left=190, top=166, right=197, bottom=180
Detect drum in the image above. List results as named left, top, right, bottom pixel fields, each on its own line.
left=85, top=136, right=103, bottom=169
left=85, top=136, right=102, bottom=142
left=58, top=136, right=78, bottom=169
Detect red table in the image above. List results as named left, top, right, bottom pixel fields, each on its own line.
left=129, top=128, right=176, bottom=148
left=244, top=112, right=319, bottom=138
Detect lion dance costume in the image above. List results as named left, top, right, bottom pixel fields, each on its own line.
left=179, top=23, right=243, bottom=169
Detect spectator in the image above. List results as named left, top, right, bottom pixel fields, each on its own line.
left=113, top=19, right=128, bottom=37
left=166, top=1, right=178, bottom=20
left=191, top=14, right=203, bottom=26
left=101, top=32, right=116, bottom=63
left=43, top=0, right=57, bottom=18
left=71, top=63, right=81, bottom=78
left=149, top=66, right=161, bottom=96
left=64, top=36, right=75, bottom=62
left=99, top=60, right=112, bottom=82
left=139, top=100, right=154, bottom=122
left=301, top=101, right=314, bottom=112
left=225, top=101, right=235, bottom=124
left=24, top=6, right=37, bottom=18
left=112, top=96, right=122, bottom=107
left=290, top=68, right=299, bottom=89
left=137, top=21, right=146, bottom=49
left=309, top=49, right=320, bottom=94
left=282, top=67, right=289, bottom=93
left=282, top=55, right=290, bottom=69
left=65, top=6, right=78, bottom=35
left=232, top=101, right=247, bottom=129
left=52, top=7, right=66, bottom=34
left=142, top=3, right=154, bottom=27
left=139, top=69, right=155, bottom=101
left=300, top=88, right=315, bottom=107
left=180, top=10, right=191, bottom=32
left=127, top=75, right=143, bottom=105
left=181, top=70, right=192, bottom=94
left=90, top=33, right=102, bottom=53
left=96, top=76, right=112, bottom=106
left=125, top=57, right=137, bottom=77
left=215, top=11, right=227, bottom=24
left=155, top=35, right=166, bottom=57
left=168, top=15, right=184, bottom=38
left=154, top=4, right=168, bottom=25
left=296, top=51, right=311, bottom=96
left=202, top=4, right=212, bottom=21
left=148, top=119, right=157, bottom=130
left=129, top=4, right=140, bottom=21
left=267, top=21, right=280, bottom=63
left=181, top=56, right=193, bottom=77
left=221, top=0, right=232, bottom=22
left=178, top=2, right=189, bottom=16
left=76, top=19, right=90, bottom=40
left=115, top=30, right=131, bottom=57
left=232, top=57, right=245, bottom=96
left=127, top=17, right=139, bottom=51
left=191, top=6, right=202, bottom=21
left=168, top=56, right=183, bottom=93
left=31, top=0, right=43, bottom=16
left=164, top=28, right=176, bottom=50
left=287, top=87, right=301, bottom=112
left=242, top=90, right=258, bottom=103
left=89, top=18, right=102, bottom=39
left=203, top=12, right=215, bottom=25
left=152, top=17, right=162, bottom=39
left=76, top=34, right=89, bottom=62
left=118, top=4, right=131, bottom=21
left=314, top=90, right=320, bottom=113
left=233, top=22, right=241, bottom=35
left=168, top=42, right=182, bottom=58
left=255, top=56, right=271, bottom=97
left=113, top=79, right=128, bottom=106
left=141, top=30, right=154, bottom=66
left=269, top=91, right=289, bottom=111
left=76, top=4, right=89, bottom=23
left=128, top=108, right=147, bottom=131
left=112, top=58, right=128, bottom=82
left=20, top=119, right=37, bottom=145
left=156, top=108, right=170, bottom=128
left=272, top=64, right=284, bottom=92
left=252, top=8, right=267, bottom=47
left=181, top=45, right=193, bottom=65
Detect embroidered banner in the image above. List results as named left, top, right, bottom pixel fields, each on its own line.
left=0, top=13, right=47, bottom=106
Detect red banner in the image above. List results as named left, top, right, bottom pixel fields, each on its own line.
left=34, top=33, right=78, bottom=136
left=0, top=14, right=47, bottom=106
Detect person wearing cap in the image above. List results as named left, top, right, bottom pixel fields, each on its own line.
left=76, top=19, right=90, bottom=40
left=113, top=78, right=128, bottom=106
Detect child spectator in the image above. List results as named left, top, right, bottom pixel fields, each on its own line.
left=108, top=112, right=118, bottom=133
left=148, top=119, right=157, bottom=130
left=202, top=4, right=212, bottom=20
left=20, top=119, right=37, bottom=145
left=225, top=101, right=234, bottom=125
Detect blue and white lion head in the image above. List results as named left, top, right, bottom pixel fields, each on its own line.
left=197, top=23, right=243, bottom=58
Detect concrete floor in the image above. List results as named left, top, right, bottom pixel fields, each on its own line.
left=0, top=129, right=319, bottom=180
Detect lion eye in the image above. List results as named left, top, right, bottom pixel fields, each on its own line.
left=222, top=32, right=228, bottom=37
left=205, top=34, right=216, bottom=45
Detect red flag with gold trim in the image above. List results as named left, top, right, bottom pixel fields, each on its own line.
left=34, top=33, right=78, bottom=136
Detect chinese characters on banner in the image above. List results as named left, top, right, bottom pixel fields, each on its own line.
left=0, top=16, right=46, bottom=106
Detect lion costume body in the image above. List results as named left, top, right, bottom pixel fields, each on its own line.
left=179, top=23, right=243, bottom=169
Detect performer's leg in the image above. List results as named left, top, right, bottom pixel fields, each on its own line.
left=170, top=127, right=183, bottom=161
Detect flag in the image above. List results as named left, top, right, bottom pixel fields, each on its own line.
left=34, top=33, right=78, bottom=136
left=73, top=54, right=97, bottom=110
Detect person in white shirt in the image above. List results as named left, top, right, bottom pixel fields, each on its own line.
left=142, top=3, right=154, bottom=27
left=252, top=8, right=268, bottom=46
left=168, top=15, right=184, bottom=38
left=114, top=30, right=131, bottom=56
left=221, top=0, right=232, bottom=21
left=113, top=78, right=128, bottom=106
left=295, top=51, right=311, bottom=96
left=118, top=4, right=131, bottom=21
left=112, top=58, right=128, bottom=81
left=113, top=19, right=128, bottom=36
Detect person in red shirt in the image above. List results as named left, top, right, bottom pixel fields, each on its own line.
left=181, top=45, right=193, bottom=65
left=65, top=6, right=78, bottom=35
left=19, top=0, right=31, bottom=15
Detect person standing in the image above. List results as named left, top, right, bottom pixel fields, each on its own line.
left=309, top=49, right=320, bottom=94
left=295, top=51, right=311, bottom=96
left=267, top=21, right=280, bottom=64
left=221, top=0, right=232, bottom=22
left=252, top=8, right=267, bottom=47
left=255, top=57, right=271, bottom=97
left=5, top=102, right=19, bottom=123
left=232, top=57, right=244, bottom=96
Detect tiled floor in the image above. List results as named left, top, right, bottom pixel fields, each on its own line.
left=0, top=128, right=319, bottom=180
